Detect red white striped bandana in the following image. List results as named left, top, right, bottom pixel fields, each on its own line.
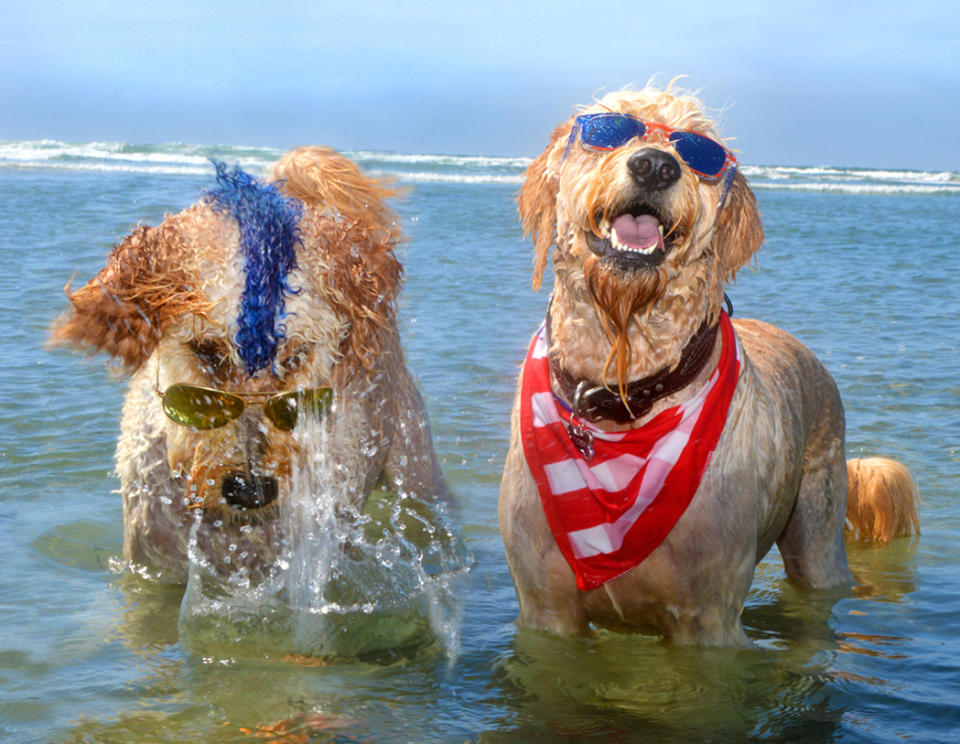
left=519, top=312, right=741, bottom=591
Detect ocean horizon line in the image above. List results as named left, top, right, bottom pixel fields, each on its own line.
left=1, top=138, right=958, bottom=195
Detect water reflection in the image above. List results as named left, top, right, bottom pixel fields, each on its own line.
left=846, top=535, right=919, bottom=602
left=37, top=503, right=923, bottom=742
left=486, top=627, right=845, bottom=743
left=73, top=568, right=462, bottom=742
left=483, top=540, right=922, bottom=744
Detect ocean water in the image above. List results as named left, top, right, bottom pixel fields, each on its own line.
left=0, top=140, right=958, bottom=743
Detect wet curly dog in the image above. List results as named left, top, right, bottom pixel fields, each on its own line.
left=499, top=85, right=919, bottom=644
left=52, top=147, right=445, bottom=582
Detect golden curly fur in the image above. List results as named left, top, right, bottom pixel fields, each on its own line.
left=846, top=458, right=920, bottom=543
left=51, top=146, right=445, bottom=582
left=499, top=86, right=919, bottom=644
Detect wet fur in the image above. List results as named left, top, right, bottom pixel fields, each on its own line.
left=51, top=146, right=445, bottom=582
left=499, top=86, right=919, bottom=644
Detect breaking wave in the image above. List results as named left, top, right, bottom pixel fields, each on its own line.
left=3, top=139, right=958, bottom=194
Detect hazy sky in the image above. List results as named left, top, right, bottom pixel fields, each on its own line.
left=3, top=1, right=958, bottom=169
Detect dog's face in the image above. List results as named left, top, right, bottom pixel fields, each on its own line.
left=519, top=87, right=763, bottom=325
left=52, top=148, right=402, bottom=517
left=144, top=205, right=345, bottom=514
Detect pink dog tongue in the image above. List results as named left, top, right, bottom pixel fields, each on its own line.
left=612, top=214, right=663, bottom=250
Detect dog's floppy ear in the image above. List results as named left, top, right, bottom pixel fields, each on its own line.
left=50, top=221, right=206, bottom=371
left=272, top=146, right=401, bottom=240
left=273, top=146, right=405, bottom=376
left=712, top=169, right=764, bottom=282
left=319, top=218, right=404, bottom=377
left=518, top=122, right=570, bottom=290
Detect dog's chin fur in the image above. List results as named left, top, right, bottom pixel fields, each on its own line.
left=499, top=84, right=919, bottom=644
left=51, top=146, right=447, bottom=583
left=582, top=254, right=667, bottom=392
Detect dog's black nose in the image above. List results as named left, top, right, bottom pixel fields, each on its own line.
left=221, top=472, right=279, bottom=509
left=627, top=148, right=681, bottom=191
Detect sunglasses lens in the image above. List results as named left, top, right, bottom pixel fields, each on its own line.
left=669, top=132, right=727, bottom=177
left=162, top=384, right=244, bottom=429
left=580, top=115, right=645, bottom=150
left=264, top=387, right=333, bottom=431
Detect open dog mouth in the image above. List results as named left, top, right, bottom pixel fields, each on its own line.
left=586, top=205, right=673, bottom=270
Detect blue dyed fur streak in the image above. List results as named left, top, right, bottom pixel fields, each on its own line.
left=206, top=161, right=303, bottom=373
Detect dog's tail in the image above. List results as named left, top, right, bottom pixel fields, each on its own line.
left=845, top=457, right=920, bottom=543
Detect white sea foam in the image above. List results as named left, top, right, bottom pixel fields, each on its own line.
left=0, top=139, right=279, bottom=176
left=750, top=181, right=960, bottom=195
left=350, top=149, right=532, bottom=169
left=0, top=160, right=211, bottom=176
left=370, top=170, right=525, bottom=185
left=743, top=163, right=959, bottom=188
left=2, top=140, right=957, bottom=195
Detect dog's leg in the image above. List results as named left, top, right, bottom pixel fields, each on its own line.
left=739, top=320, right=854, bottom=589
left=667, top=606, right=752, bottom=647
left=503, top=532, right=591, bottom=636
left=499, top=430, right=590, bottom=635
left=777, top=441, right=853, bottom=588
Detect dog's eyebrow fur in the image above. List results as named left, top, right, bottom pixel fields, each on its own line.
left=206, top=162, right=304, bottom=375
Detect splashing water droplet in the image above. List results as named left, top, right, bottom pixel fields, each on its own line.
left=176, top=392, right=472, bottom=662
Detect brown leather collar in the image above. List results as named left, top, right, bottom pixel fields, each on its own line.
left=547, top=314, right=720, bottom=424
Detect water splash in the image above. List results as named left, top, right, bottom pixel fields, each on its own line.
left=177, top=401, right=470, bottom=662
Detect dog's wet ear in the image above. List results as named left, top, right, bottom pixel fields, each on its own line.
left=518, top=122, right=570, bottom=290
left=712, top=170, right=764, bottom=282
left=50, top=221, right=206, bottom=371
left=319, top=218, right=404, bottom=378
left=272, top=146, right=402, bottom=240
left=273, top=146, right=405, bottom=377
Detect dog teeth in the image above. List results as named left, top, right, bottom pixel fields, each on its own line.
left=606, top=223, right=664, bottom=255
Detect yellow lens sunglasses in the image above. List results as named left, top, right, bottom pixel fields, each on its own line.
left=156, top=382, right=333, bottom=431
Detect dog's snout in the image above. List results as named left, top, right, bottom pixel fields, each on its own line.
left=627, top=148, right=681, bottom=191
left=221, top=472, right=279, bottom=509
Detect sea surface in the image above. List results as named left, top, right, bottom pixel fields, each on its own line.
left=1, top=140, right=958, bottom=743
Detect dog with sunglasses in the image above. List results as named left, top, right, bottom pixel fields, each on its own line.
left=499, top=85, right=919, bottom=644
left=52, top=147, right=446, bottom=582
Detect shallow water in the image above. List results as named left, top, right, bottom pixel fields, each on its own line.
left=1, top=146, right=959, bottom=742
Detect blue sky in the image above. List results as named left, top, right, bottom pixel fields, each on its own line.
left=3, top=1, right=958, bottom=169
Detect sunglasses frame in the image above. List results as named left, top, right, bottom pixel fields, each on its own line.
left=155, top=380, right=333, bottom=431
left=564, top=112, right=738, bottom=182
